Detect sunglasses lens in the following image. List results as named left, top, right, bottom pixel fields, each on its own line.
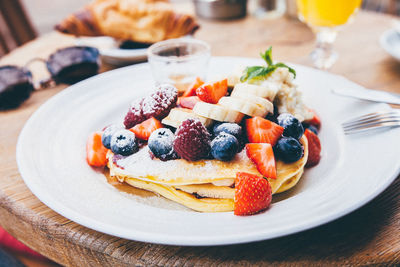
left=0, top=66, right=34, bottom=110
left=46, top=46, right=100, bottom=85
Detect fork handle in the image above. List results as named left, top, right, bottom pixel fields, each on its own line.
left=332, top=87, right=400, bottom=105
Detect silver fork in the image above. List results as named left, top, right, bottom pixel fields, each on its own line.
left=342, top=110, right=400, bottom=134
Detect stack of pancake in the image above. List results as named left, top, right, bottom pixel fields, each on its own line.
left=107, top=136, right=308, bottom=212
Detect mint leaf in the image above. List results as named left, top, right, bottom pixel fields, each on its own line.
left=249, top=66, right=276, bottom=81
left=245, top=67, right=268, bottom=81
left=274, top=62, right=296, bottom=78
left=240, top=66, right=277, bottom=82
left=240, top=47, right=297, bottom=82
left=260, top=46, right=273, bottom=66
left=240, top=66, right=264, bottom=82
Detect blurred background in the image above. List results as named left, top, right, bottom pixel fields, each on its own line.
left=24, top=0, right=399, bottom=34
left=1, top=0, right=399, bottom=57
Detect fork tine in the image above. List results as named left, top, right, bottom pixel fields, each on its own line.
left=342, top=110, right=399, bottom=126
left=342, top=116, right=400, bottom=129
left=343, top=118, right=400, bottom=130
left=344, top=121, right=400, bottom=134
left=342, top=110, right=400, bottom=134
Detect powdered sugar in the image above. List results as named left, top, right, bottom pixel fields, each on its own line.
left=110, top=146, right=258, bottom=185
left=124, top=84, right=178, bottom=128
left=148, top=128, right=178, bottom=161
left=142, top=84, right=177, bottom=115
left=113, top=146, right=217, bottom=180
left=148, top=128, right=174, bottom=147
left=213, top=123, right=242, bottom=138
left=173, top=118, right=211, bottom=161
left=124, top=99, right=145, bottom=128
left=130, top=98, right=143, bottom=114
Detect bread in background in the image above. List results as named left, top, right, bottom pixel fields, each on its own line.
left=55, top=0, right=199, bottom=44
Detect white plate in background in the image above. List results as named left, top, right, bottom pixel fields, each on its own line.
left=76, top=36, right=147, bottom=66
left=380, top=28, right=400, bottom=61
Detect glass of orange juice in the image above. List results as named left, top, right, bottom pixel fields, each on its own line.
left=297, top=0, right=362, bottom=69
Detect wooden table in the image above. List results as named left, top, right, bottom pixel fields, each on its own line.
left=1, top=11, right=400, bottom=267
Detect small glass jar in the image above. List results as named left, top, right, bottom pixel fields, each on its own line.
left=147, top=38, right=211, bottom=94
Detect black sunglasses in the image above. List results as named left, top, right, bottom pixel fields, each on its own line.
left=0, top=46, right=100, bottom=110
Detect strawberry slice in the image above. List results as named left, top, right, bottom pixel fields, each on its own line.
left=304, top=129, right=321, bottom=167
left=245, top=116, right=284, bottom=146
left=305, top=109, right=321, bottom=129
left=183, top=77, right=204, bottom=97
left=86, top=131, right=108, bottom=167
left=196, top=79, right=228, bottom=104
left=234, top=172, right=272, bottom=216
left=130, top=117, right=162, bottom=140
left=245, top=143, right=277, bottom=179
left=178, top=96, right=201, bottom=110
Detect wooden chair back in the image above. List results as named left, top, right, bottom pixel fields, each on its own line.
left=0, top=0, right=37, bottom=56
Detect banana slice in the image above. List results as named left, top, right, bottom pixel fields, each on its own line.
left=218, top=97, right=270, bottom=117
left=162, top=108, right=213, bottom=128
left=193, top=102, right=244, bottom=123
left=232, top=82, right=279, bottom=101
left=227, top=64, right=246, bottom=88
left=228, top=92, right=274, bottom=114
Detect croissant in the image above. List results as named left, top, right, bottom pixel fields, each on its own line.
left=55, top=0, right=199, bottom=44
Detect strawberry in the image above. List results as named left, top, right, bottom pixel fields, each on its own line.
left=305, top=109, right=321, bottom=129
left=178, top=96, right=201, bottom=109
left=129, top=117, right=162, bottom=140
left=304, top=129, right=321, bottom=167
left=86, top=131, right=108, bottom=167
left=196, top=79, right=228, bottom=104
left=245, top=116, right=284, bottom=146
left=183, top=77, right=204, bottom=97
left=245, top=143, right=277, bottom=179
left=234, top=172, right=272, bottom=216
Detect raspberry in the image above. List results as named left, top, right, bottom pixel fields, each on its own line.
left=173, top=118, right=211, bottom=161
left=124, top=98, right=145, bottom=129
left=124, top=84, right=178, bottom=129
left=143, top=84, right=178, bottom=120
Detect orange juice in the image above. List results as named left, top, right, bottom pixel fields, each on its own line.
left=297, top=0, right=362, bottom=27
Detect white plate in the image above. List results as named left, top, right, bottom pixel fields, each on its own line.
left=17, top=57, right=400, bottom=246
left=76, top=37, right=147, bottom=66
left=380, top=28, right=400, bottom=61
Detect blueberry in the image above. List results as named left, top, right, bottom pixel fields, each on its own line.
left=265, top=105, right=279, bottom=123
left=210, top=132, right=239, bottom=161
left=148, top=128, right=175, bottom=160
left=274, top=136, right=303, bottom=163
left=102, top=124, right=123, bottom=149
left=277, top=113, right=304, bottom=140
left=305, top=124, right=318, bottom=135
left=110, top=129, right=138, bottom=156
left=213, top=123, right=242, bottom=139
left=307, top=125, right=318, bottom=135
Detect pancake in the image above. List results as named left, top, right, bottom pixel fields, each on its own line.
left=276, top=169, right=304, bottom=194
left=107, top=136, right=308, bottom=212
left=124, top=177, right=234, bottom=212
left=108, top=148, right=260, bottom=186
left=269, top=136, right=308, bottom=193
